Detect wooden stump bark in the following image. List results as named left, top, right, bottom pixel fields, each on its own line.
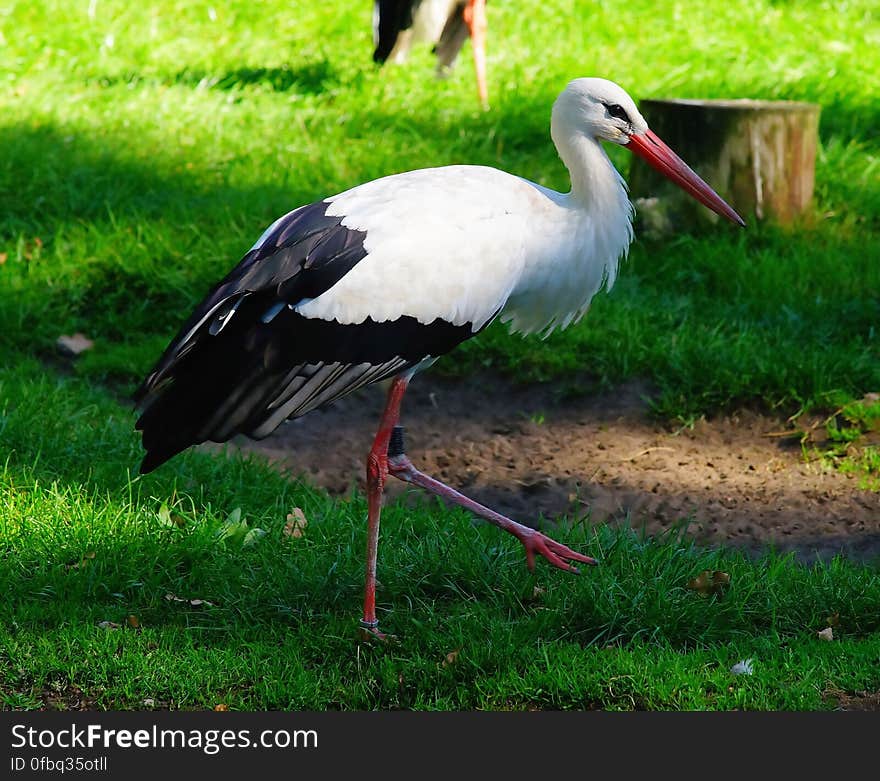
left=628, top=99, right=821, bottom=233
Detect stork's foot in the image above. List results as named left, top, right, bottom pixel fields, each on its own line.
left=386, top=428, right=597, bottom=574
left=513, top=527, right=598, bottom=574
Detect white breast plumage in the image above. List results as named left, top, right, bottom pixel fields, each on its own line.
left=294, top=164, right=633, bottom=337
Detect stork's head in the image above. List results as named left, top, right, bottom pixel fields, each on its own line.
left=553, top=77, right=648, bottom=145
left=553, top=78, right=745, bottom=226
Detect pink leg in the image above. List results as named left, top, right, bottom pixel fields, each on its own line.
left=463, top=0, right=489, bottom=109
left=359, top=382, right=596, bottom=639
left=388, top=439, right=597, bottom=573
left=360, top=376, right=409, bottom=639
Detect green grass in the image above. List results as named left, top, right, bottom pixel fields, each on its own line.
left=1, top=1, right=878, bottom=417
left=2, top=357, right=879, bottom=710
left=802, top=395, right=880, bottom=491
left=1, top=0, right=879, bottom=710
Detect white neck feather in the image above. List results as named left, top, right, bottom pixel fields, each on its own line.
left=551, top=105, right=635, bottom=287
left=498, top=105, right=635, bottom=337
left=550, top=111, right=632, bottom=224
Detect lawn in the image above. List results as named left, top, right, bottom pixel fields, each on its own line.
left=0, top=0, right=878, bottom=710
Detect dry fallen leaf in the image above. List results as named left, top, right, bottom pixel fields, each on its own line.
left=23, top=236, right=43, bottom=260
left=687, top=570, right=731, bottom=596
left=127, top=615, right=140, bottom=629
left=284, top=508, right=309, bottom=538
left=826, top=612, right=840, bottom=627
left=165, top=593, right=215, bottom=607
left=213, top=704, right=229, bottom=712
left=818, top=627, right=834, bottom=642
left=0, top=252, right=7, bottom=265
left=56, top=333, right=94, bottom=357
left=65, top=551, right=96, bottom=571
left=441, top=649, right=461, bottom=668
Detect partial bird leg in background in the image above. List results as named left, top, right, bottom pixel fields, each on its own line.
left=387, top=28, right=414, bottom=65
left=463, top=0, right=488, bottom=109
left=361, top=375, right=410, bottom=640
left=387, top=428, right=597, bottom=573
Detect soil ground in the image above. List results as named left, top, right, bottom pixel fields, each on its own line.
left=234, top=374, right=880, bottom=565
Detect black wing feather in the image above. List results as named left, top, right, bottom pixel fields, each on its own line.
left=134, top=199, right=480, bottom=473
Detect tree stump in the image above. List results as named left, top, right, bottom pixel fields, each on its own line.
left=628, top=99, right=821, bottom=234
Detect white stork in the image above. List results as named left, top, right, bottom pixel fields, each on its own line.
left=373, top=0, right=489, bottom=108
left=135, top=77, right=743, bottom=638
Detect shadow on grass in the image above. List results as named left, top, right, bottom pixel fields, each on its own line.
left=0, top=125, right=292, bottom=238
left=5, top=83, right=872, bottom=241
left=0, top=87, right=557, bottom=353
left=815, top=95, right=880, bottom=148
left=89, top=59, right=340, bottom=94
left=0, top=81, right=555, bottom=241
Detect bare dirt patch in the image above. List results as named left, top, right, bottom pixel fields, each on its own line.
left=235, top=373, right=880, bottom=564
left=822, top=688, right=880, bottom=711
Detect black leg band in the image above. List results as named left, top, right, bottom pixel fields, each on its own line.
left=388, top=425, right=406, bottom=458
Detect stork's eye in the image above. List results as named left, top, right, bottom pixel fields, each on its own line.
left=605, top=103, right=630, bottom=122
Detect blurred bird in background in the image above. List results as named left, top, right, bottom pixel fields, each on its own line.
left=373, top=0, right=489, bottom=108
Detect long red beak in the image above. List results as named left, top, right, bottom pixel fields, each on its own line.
left=627, top=129, right=746, bottom=226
